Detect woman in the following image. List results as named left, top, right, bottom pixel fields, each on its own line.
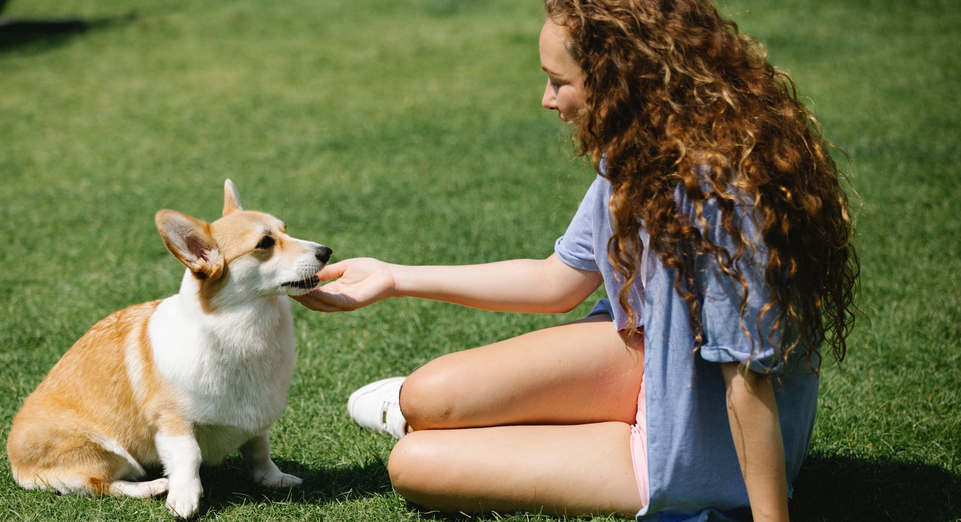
left=298, top=1, right=858, bottom=520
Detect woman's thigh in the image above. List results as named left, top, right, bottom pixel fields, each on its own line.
left=400, top=314, right=643, bottom=429
left=388, top=421, right=643, bottom=517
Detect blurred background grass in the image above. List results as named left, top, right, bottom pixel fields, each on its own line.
left=1, top=0, right=959, bottom=520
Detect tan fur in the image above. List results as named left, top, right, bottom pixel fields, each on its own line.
left=194, top=211, right=292, bottom=314
left=6, top=180, right=329, bottom=516
left=7, top=302, right=167, bottom=493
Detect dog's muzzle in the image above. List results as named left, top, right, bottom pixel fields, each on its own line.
left=282, top=275, right=321, bottom=290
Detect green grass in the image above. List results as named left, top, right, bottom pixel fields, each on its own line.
left=1, top=0, right=959, bottom=520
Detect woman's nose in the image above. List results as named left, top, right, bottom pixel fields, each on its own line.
left=541, top=80, right=557, bottom=110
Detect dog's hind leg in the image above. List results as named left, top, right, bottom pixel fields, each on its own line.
left=17, top=436, right=166, bottom=499
left=9, top=426, right=149, bottom=497
left=16, top=459, right=130, bottom=497
left=80, top=433, right=162, bottom=497
left=110, top=477, right=169, bottom=498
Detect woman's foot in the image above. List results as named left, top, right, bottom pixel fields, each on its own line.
left=347, top=377, right=408, bottom=438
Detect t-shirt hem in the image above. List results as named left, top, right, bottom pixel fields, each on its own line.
left=554, top=238, right=598, bottom=272
left=699, top=345, right=780, bottom=374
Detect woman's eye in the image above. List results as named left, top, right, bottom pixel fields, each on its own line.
left=256, top=236, right=275, bottom=249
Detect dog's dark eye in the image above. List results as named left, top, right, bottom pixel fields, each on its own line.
left=256, top=236, right=275, bottom=250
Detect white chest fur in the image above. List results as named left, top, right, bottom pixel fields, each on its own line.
left=145, top=288, right=297, bottom=434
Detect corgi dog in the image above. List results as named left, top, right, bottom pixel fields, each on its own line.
left=7, top=180, right=332, bottom=519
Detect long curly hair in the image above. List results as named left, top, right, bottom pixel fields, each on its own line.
left=544, top=0, right=859, bottom=369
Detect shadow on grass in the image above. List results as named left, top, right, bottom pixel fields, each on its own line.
left=0, top=14, right=136, bottom=52
left=195, top=456, right=392, bottom=515
left=13, top=452, right=957, bottom=520
left=789, top=453, right=961, bottom=522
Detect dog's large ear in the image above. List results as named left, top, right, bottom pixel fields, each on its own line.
left=155, top=210, right=225, bottom=281
left=223, top=179, right=243, bottom=217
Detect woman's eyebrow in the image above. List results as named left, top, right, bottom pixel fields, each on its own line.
left=542, top=66, right=564, bottom=77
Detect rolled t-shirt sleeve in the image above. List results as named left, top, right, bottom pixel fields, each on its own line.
left=554, top=176, right=603, bottom=272
left=694, top=197, right=782, bottom=373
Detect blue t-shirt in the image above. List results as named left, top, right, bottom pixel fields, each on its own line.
left=554, top=171, right=819, bottom=522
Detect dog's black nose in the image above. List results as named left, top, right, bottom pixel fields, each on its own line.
left=316, top=246, right=332, bottom=264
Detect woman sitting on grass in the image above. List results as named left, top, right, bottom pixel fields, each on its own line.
left=297, top=0, right=859, bottom=520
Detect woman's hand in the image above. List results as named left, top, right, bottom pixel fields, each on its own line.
left=294, top=258, right=398, bottom=312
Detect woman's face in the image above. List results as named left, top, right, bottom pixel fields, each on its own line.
left=539, top=18, right=585, bottom=123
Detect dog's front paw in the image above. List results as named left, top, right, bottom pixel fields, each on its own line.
left=257, top=470, right=303, bottom=489
left=166, top=479, right=204, bottom=519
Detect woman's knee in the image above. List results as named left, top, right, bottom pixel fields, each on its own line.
left=399, top=356, right=462, bottom=430
left=387, top=432, right=443, bottom=506
left=386, top=435, right=414, bottom=494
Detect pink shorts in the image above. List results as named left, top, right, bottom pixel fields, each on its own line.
left=630, top=381, right=651, bottom=507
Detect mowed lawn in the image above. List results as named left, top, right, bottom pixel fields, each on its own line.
left=1, top=0, right=958, bottom=521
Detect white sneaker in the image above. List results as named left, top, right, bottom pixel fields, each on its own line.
left=347, top=377, right=407, bottom=439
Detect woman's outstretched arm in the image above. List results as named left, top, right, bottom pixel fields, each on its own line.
left=295, top=253, right=602, bottom=314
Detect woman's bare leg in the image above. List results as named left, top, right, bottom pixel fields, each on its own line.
left=388, top=421, right=643, bottom=516
left=400, top=314, right=643, bottom=429
left=387, top=315, right=645, bottom=515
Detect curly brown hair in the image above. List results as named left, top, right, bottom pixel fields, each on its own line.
left=544, top=0, right=859, bottom=369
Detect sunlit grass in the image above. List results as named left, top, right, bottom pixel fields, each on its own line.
left=1, top=0, right=959, bottom=520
